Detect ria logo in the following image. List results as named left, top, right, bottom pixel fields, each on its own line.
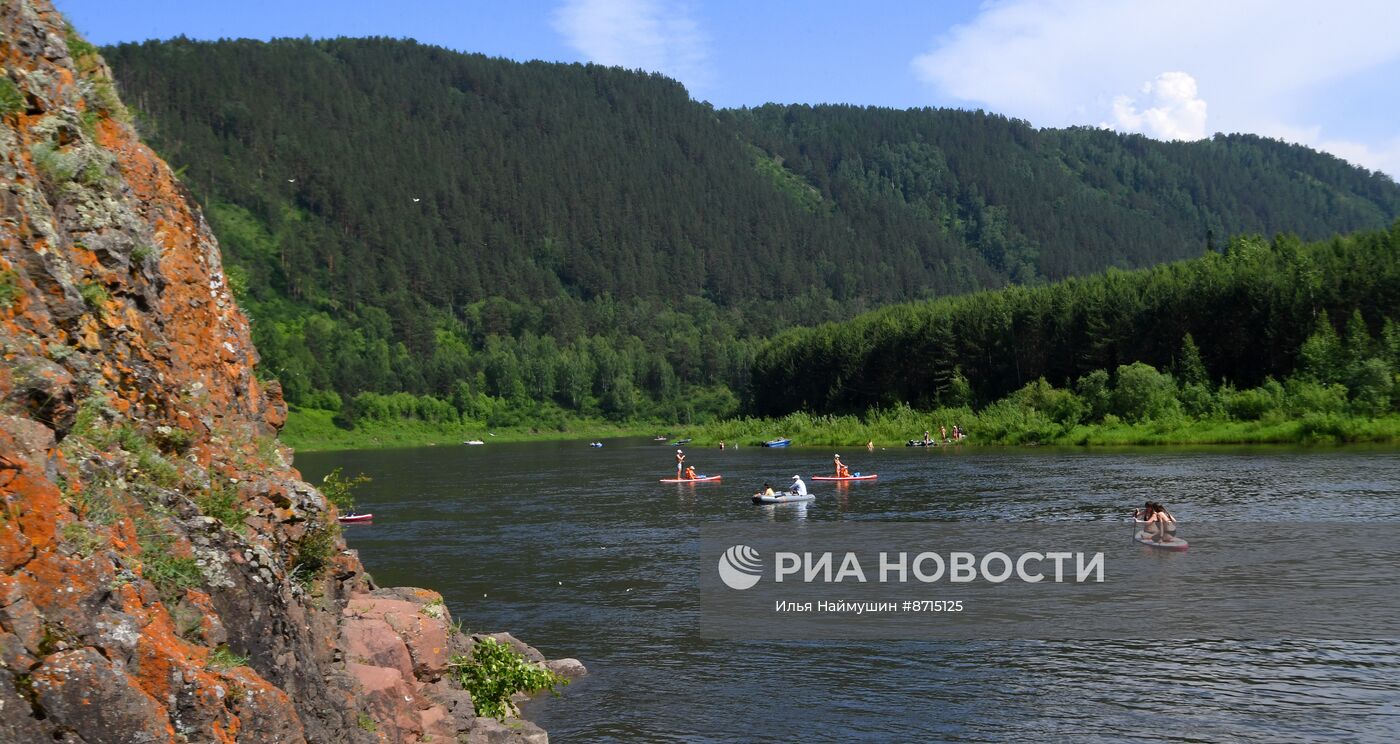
left=718, top=545, right=763, bottom=590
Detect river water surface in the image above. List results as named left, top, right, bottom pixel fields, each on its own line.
left=298, top=440, right=1400, bottom=742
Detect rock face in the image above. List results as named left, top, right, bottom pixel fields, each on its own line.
left=0, top=2, right=577, bottom=741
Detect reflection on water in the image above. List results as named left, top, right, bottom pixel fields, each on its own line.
left=300, top=441, right=1400, bottom=742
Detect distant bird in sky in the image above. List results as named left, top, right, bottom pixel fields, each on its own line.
left=412, top=197, right=421, bottom=202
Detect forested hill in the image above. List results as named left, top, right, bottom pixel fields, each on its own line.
left=101, top=37, right=1400, bottom=424
left=730, top=106, right=1400, bottom=280
left=748, top=226, right=1400, bottom=417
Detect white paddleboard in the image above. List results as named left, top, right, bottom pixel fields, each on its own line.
left=1133, top=530, right=1188, bottom=551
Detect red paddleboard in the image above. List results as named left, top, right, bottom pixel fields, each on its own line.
left=811, top=474, right=878, bottom=481
left=660, top=475, right=722, bottom=483
left=338, top=513, right=374, bottom=523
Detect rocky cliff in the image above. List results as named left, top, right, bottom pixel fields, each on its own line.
left=0, top=2, right=574, bottom=741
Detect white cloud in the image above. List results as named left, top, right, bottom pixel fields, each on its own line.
left=1108, top=72, right=1207, bottom=141
left=552, top=0, right=710, bottom=93
left=911, top=0, right=1400, bottom=176
left=1323, top=138, right=1400, bottom=177
left=1274, top=127, right=1400, bottom=179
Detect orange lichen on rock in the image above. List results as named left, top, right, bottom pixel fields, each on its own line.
left=1, top=2, right=572, bottom=741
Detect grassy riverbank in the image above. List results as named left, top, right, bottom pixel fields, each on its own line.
left=673, top=407, right=1400, bottom=448
left=280, top=407, right=667, bottom=452
left=283, top=405, right=1400, bottom=452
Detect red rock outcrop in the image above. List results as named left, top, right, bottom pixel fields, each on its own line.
left=0, top=2, right=576, bottom=741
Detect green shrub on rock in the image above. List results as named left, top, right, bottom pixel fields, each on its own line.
left=447, top=636, right=567, bottom=720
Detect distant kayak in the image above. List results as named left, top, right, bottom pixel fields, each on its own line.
left=811, top=473, right=877, bottom=481
left=338, top=513, right=374, bottom=524
left=660, top=475, right=721, bottom=483
left=1133, top=530, right=1188, bottom=551
left=589, top=442, right=603, bottom=447
left=763, top=438, right=792, bottom=448
left=464, top=440, right=485, bottom=445
left=905, top=440, right=936, bottom=447
left=670, top=438, right=692, bottom=446
left=752, top=493, right=814, bottom=504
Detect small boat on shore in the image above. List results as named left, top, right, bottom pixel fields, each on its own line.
left=752, top=492, right=814, bottom=504
left=589, top=442, right=603, bottom=447
left=763, top=438, right=791, bottom=448
left=464, top=440, right=485, bottom=445
left=660, top=474, right=721, bottom=483
left=905, top=439, right=936, bottom=447
left=338, top=513, right=374, bottom=524
left=811, top=473, right=877, bottom=481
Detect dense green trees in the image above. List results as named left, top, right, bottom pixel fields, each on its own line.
left=100, top=37, right=1400, bottom=429
left=750, top=226, right=1400, bottom=417
left=729, top=105, right=1400, bottom=280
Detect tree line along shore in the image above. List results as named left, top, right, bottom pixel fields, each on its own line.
left=282, top=226, right=1400, bottom=451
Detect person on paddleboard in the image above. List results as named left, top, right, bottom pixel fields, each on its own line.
left=790, top=475, right=808, bottom=496
left=676, top=449, right=685, bottom=477
left=685, top=465, right=698, bottom=480
left=1148, top=503, right=1177, bottom=535
left=1137, top=502, right=1178, bottom=541
left=834, top=454, right=850, bottom=478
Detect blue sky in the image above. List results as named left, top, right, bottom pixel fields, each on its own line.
left=57, top=0, right=1400, bottom=177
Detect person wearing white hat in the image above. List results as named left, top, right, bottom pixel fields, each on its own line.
left=676, top=449, right=686, bottom=478
left=789, top=474, right=808, bottom=496
left=833, top=453, right=850, bottom=478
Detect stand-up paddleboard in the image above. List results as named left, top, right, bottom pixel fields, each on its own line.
left=811, top=473, right=877, bottom=481
left=1133, top=530, right=1188, bottom=551
left=752, top=493, right=814, bottom=504
left=660, top=475, right=722, bottom=483
left=338, top=513, right=374, bottom=524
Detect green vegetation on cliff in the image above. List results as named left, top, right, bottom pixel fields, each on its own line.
left=102, top=37, right=1400, bottom=435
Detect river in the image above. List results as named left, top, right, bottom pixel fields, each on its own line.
left=297, top=440, right=1400, bottom=742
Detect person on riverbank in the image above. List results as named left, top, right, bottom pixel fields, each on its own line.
left=790, top=475, right=808, bottom=496
left=719, top=440, right=726, bottom=450
left=834, top=454, right=850, bottom=478
left=676, top=449, right=685, bottom=477
left=939, top=424, right=947, bottom=443
left=923, top=430, right=933, bottom=445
